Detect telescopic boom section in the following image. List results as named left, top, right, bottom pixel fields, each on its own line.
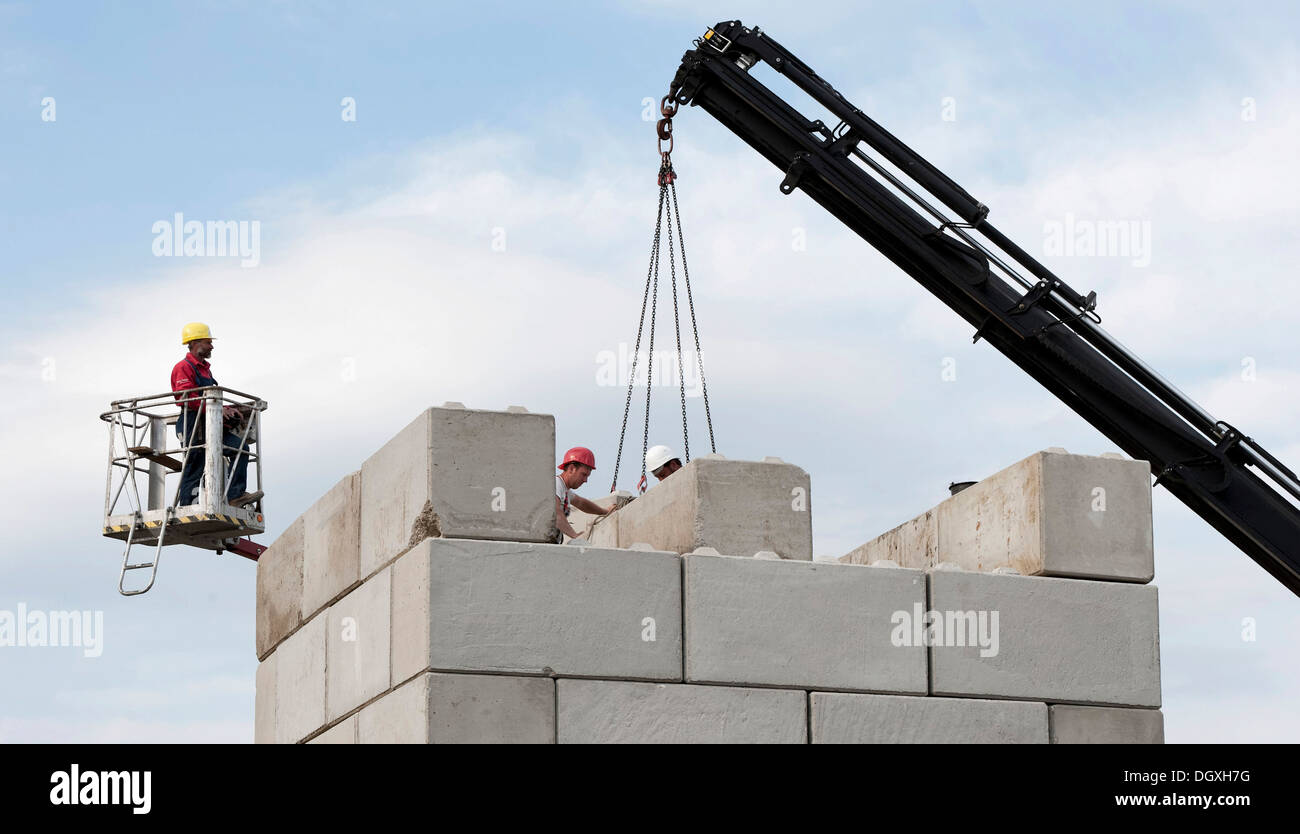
left=668, top=20, right=1300, bottom=596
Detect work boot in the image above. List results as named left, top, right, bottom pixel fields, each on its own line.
left=230, top=490, right=263, bottom=508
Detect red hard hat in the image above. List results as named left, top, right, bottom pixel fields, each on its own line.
left=559, top=446, right=597, bottom=471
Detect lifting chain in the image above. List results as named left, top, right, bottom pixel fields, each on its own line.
left=611, top=95, right=717, bottom=494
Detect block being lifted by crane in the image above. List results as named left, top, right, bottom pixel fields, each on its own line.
left=100, top=386, right=268, bottom=596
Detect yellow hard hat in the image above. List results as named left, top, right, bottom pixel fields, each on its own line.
left=181, top=322, right=215, bottom=344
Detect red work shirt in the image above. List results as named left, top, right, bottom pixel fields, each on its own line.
left=171, top=353, right=217, bottom=410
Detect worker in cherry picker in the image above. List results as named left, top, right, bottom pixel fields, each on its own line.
left=555, top=446, right=613, bottom=543
left=645, top=444, right=683, bottom=483
left=171, top=322, right=259, bottom=508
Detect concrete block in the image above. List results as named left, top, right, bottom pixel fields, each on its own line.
left=358, top=672, right=555, bottom=743
left=684, top=554, right=927, bottom=693
left=326, top=567, right=392, bottom=723
left=929, top=570, right=1161, bottom=707
left=274, top=612, right=327, bottom=744
left=308, top=716, right=357, bottom=744
left=1050, top=705, right=1165, bottom=744
left=840, top=510, right=935, bottom=570
left=390, top=538, right=681, bottom=683
left=839, top=451, right=1153, bottom=582
left=608, top=458, right=812, bottom=560
left=586, top=509, right=620, bottom=548
left=254, top=651, right=276, bottom=744
left=563, top=491, right=632, bottom=544
left=811, top=693, right=1047, bottom=743
left=256, top=517, right=304, bottom=659
left=359, top=406, right=556, bottom=576
left=557, top=679, right=806, bottom=744
left=938, top=450, right=1153, bottom=581
left=302, top=472, right=361, bottom=619
left=357, top=673, right=427, bottom=744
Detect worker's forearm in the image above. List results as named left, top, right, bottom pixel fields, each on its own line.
left=556, top=513, right=580, bottom=540
left=570, top=495, right=609, bottom=515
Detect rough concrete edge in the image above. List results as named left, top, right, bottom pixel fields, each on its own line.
left=680, top=555, right=687, bottom=683
left=925, top=569, right=935, bottom=696
left=1152, top=584, right=1163, bottom=707
left=1048, top=704, right=1166, bottom=744
left=1034, top=451, right=1047, bottom=572
left=255, top=516, right=306, bottom=662
left=805, top=691, right=812, bottom=745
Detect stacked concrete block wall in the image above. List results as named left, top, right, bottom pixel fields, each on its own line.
left=255, top=403, right=560, bottom=743
left=834, top=447, right=1163, bottom=741
left=256, top=420, right=1162, bottom=744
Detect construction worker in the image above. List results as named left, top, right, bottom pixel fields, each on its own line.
left=645, top=444, right=683, bottom=483
left=171, top=322, right=258, bottom=508
left=555, top=446, right=612, bottom=543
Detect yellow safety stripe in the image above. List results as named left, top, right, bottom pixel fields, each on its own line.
left=104, top=512, right=240, bottom=534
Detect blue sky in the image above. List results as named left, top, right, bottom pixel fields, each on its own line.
left=2, top=1, right=1298, bottom=742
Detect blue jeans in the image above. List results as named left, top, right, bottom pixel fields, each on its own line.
left=175, top=412, right=250, bottom=506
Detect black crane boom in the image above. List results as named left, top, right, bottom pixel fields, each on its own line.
left=669, top=20, right=1300, bottom=596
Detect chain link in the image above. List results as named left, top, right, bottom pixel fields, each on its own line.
left=664, top=185, right=690, bottom=463
left=641, top=191, right=662, bottom=494
left=669, top=179, right=716, bottom=454
left=610, top=185, right=667, bottom=493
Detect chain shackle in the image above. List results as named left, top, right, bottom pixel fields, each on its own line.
left=656, top=92, right=677, bottom=174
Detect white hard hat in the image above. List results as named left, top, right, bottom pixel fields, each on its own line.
left=645, top=445, right=679, bottom=473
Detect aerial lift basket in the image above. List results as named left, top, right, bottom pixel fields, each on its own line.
left=99, top=386, right=268, bottom=596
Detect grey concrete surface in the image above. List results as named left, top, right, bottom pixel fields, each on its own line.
left=302, top=471, right=361, bottom=619
left=684, top=554, right=927, bottom=693
left=358, top=672, right=555, bottom=743
left=273, top=612, right=327, bottom=744
left=557, top=679, right=806, bottom=743
left=1049, top=704, right=1165, bottom=743
left=326, top=566, right=392, bottom=723
left=256, top=516, right=304, bottom=659
left=308, top=715, right=358, bottom=744
left=389, top=538, right=682, bottom=682
left=254, top=651, right=276, bottom=744
left=929, top=569, right=1161, bottom=707
left=840, top=510, right=935, bottom=570
left=811, top=692, right=1048, bottom=743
